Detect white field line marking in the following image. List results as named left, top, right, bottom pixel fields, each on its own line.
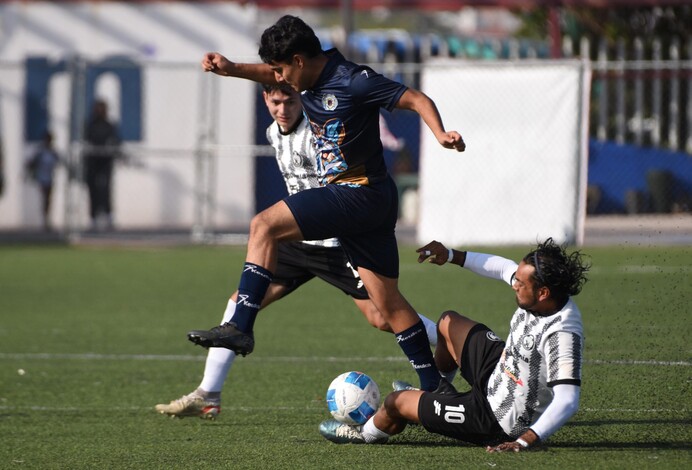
left=581, top=408, right=688, bottom=413
left=0, top=353, right=689, bottom=367
left=0, top=405, right=684, bottom=414
left=0, top=405, right=315, bottom=412
left=586, top=359, right=690, bottom=366
left=0, top=353, right=404, bottom=362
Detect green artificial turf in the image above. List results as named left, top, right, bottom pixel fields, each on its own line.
left=1, top=244, right=690, bottom=469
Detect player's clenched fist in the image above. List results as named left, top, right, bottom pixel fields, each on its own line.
left=439, top=131, right=465, bottom=152
left=201, top=52, right=232, bottom=76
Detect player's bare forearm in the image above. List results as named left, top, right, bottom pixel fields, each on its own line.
left=396, top=89, right=465, bottom=152
left=201, top=52, right=278, bottom=84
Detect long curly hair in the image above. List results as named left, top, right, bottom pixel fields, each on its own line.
left=523, top=238, right=590, bottom=302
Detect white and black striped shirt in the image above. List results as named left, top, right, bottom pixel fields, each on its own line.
left=463, top=252, right=584, bottom=439
left=266, top=117, right=339, bottom=248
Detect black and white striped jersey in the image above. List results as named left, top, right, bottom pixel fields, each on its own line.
left=266, top=117, right=339, bottom=248
left=487, top=299, right=584, bottom=438
left=463, top=252, right=584, bottom=439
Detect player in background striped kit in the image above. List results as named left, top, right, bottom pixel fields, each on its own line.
left=155, top=84, right=437, bottom=419
left=320, top=238, right=589, bottom=452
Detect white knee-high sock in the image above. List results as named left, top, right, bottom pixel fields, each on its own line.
left=199, top=299, right=238, bottom=393
left=417, top=313, right=438, bottom=348
left=361, top=418, right=390, bottom=443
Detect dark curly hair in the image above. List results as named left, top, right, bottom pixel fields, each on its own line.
left=523, top=238, right=590, bottom=302
left=259, top=15, right=322, bottom=64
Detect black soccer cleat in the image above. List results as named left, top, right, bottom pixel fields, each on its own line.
left=187, top=322, right=255, bottom=356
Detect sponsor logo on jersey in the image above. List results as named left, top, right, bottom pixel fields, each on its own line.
left=503, top=366, right=524, bottom=386
left=322, top=93, right=338, bottom=111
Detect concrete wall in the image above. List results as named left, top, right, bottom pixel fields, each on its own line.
left=0, top=1, right=261, bottom=231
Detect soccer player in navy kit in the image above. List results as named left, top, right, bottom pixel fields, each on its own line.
left=188, top=15, right=465, bottom=392
left=156, top=84, right=437, bottom=419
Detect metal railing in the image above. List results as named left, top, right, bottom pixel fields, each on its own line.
left=336, top=29, right=692, bottom=154
left=564, top=36, right=692, bottom=154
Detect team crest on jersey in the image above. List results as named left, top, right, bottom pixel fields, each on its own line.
left=292, top=151, right=305, bottom=167
left=322, top=93, right=338, bottom=111
left=486, top=331, right=502, bottom=342
left=522, top=335, right=535, bottom=350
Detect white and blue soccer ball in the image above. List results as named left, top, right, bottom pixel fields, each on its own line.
left=326, top=371, right=380, bottom=425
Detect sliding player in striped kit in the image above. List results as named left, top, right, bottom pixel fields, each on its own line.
left=156, top=84, right=437, bottom=419
left=320, top=238, right=589, bottom=452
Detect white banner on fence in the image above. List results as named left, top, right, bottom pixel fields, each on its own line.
left=418, top=60, right=591, bottom=246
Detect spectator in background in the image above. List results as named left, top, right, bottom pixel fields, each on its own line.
left=83, top=99, right=120, bottom=231
left=25, top=130, right=62, bottom=231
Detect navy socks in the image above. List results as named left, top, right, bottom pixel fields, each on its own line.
left=396, top=320, right=441, bottom=391
left=231, top=263, right=273, bottom=333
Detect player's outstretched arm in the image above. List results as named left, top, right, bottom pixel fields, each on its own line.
left=201, top=52, right=278, bottom=84
left=396, top=88, right=465, bottom=152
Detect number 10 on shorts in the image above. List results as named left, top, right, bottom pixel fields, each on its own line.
left=433, top=400, right=466, bottom=424
left=444, top=404, right=466, bottom=424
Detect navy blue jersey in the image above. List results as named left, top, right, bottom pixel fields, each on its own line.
left=300, top=49, right=407, bottom=186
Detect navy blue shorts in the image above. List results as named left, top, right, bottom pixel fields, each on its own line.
left=283, top=175, right=400, bottom=279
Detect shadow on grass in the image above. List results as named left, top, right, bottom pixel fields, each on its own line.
left=387, top=439, right=474, bottom=448
left=385, top=418, right=692, bottom=451
left=386, top=439, right=691, bottom=451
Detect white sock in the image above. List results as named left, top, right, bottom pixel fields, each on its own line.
left=417, top=313, right=438, bottom=348
left=361, top=418, right=390, bottom=443
left=199, top=299, right=238, bottom=392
